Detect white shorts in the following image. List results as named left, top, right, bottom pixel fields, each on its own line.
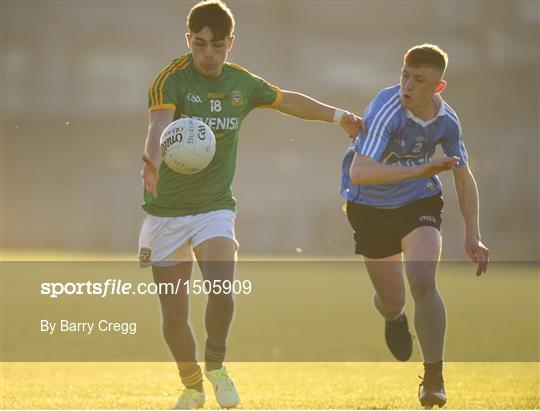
left=138, top=209, right=238, bottom=267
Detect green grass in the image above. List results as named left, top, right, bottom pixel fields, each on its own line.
left=1, top=362, right=538, bottom=409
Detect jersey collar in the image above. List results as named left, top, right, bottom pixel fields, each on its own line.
left=405, top=94, right=447, bottom=127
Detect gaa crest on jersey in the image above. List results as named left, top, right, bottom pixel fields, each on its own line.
left=231, top=90, right=242, bottom=107
left=187, top=92, right=202, bottom=104
left=139, top=247, right=152, bottom=264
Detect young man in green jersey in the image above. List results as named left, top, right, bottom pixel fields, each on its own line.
left=139, top=1, right=365, bottom=409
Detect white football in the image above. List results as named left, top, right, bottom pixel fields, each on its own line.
left=159, top=118, right=216, bottom=174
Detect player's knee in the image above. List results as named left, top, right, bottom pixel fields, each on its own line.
left=162, top=311, right=189, bottom=331
left=406, top=260, right=438, bottom=276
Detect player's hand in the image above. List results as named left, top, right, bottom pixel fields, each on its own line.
left=142, top=154, right=159, bottom=198
left=340, top=113, right=366, bottom=139
left=464, top=238, right=489, bottom=276
left=414, top=156, right=459, bottom=178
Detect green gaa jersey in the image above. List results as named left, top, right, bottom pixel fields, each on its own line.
left=144, top=53, right=281, bottom=217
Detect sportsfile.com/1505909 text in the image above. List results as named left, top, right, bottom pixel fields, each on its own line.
left=40, top=279, right=252, bottom=299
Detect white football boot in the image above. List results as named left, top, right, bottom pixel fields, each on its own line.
left=204, top=366, right=240, bottom=408
left=173, top=388, right=205, bottom=410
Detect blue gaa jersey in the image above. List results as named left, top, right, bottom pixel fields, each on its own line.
left=341, top=85, right=468, bottom=208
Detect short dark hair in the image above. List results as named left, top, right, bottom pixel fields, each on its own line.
left=404, top=44, right=448, bottom=75
left=187, top=0, right=235, bottom=40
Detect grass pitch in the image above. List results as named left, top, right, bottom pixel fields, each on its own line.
left=1, top=362, right=538, bottom=409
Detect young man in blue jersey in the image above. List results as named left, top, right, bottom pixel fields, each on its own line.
left=341, top=44, right=489, bottom=407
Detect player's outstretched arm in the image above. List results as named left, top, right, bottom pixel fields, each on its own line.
left=350, top=154, right=459, bottom=185
left=142, top=109, right=174, bottom=198
left=453, top=164, right=489, bottom=276
left=275, top=90, right=365, bottom=138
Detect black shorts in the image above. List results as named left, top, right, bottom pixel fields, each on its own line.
left=346, top=194, right=443, bottom=259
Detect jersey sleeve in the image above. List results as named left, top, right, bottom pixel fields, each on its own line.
left=248, top=74, right=282, bottom=110
left=441, top=108, right=468, bottom=167
left=353, top=89, right=401, bottom=161
left=148, top=63, right=181, bottom=112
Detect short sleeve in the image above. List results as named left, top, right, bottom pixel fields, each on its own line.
left=441, top=109, right=468, bottom=167
left=148, top=57, right=188, bottom=112
left=249, top=75, right=282, bottom=110
left=354, top=89, right=401, bottom=161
